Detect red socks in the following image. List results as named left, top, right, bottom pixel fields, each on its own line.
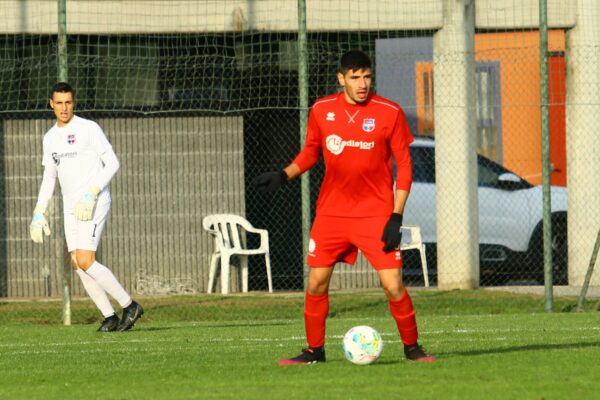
left=304, top=292, right=329, bottom=348
left=389, top=289, right=419, bottom=345
left=304, top=290, right=416, bottom=347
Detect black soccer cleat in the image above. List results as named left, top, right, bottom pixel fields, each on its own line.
left=97, top=314, right=120, bottom=332
left=117, top=301, right=144, bottom=332
left=404, top=343, right=437, bottom=362
left=278, top=346, right=326, bottom=365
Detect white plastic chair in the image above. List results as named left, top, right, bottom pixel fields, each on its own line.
left=203, top=214, right=273, bottom=294
left=400, top=225, right=430, bottom=287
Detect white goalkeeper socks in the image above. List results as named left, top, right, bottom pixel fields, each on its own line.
left=85, top=261, right=132, bottom=308
left=75, top=268, right=115, bottom=318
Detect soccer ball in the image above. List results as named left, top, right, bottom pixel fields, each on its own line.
left=342, top=325, right=384, bottom=365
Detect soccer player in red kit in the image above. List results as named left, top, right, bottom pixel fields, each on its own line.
left=253, top=50, right=436, bottom=364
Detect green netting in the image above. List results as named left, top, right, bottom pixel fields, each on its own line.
left=1, top=1, right=599, bottom=320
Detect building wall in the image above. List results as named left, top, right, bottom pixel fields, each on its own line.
left=376, top=37, right=433, bottom=135
left=475, top=30, right=566, bottom=185
left=1, top=0, right=575, bottom=34
left=376, top=31, right=567, bottom=186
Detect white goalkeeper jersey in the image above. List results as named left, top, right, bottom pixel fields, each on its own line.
left=42, top=115, right=113, bottom=211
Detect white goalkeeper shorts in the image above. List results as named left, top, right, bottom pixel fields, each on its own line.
left=64, top=200, right=111, bottom=252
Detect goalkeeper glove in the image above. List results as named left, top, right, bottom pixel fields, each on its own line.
left=252, top=170, right=288, bottom=193
left=75, top=186, right=100, bottom=221
left=381, top=213, right=403, bottom=253
left=30, top=205, right=51, bottom=244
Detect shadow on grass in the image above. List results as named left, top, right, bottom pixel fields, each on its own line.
left=198, top=321, right=293, bottom=328
left=329, top=299, right=386, bottom=317
left=130, top=320, right=295, bottom=332
left=123, top=326, right=179, bottom=333
left=445, top=340, right=600, bottom=357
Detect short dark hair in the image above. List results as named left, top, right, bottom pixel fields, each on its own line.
left=339, top=50, right=372, bottom=74
left=50, top=82, right=75, bottom=99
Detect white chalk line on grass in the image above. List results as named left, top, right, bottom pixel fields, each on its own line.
left=0, top=337, right=193, bottom=348
left=7, top=333, right=600, bottom=356
left=2, top=323, right=600, bottom=356
left=3, top=328, right=600, bottom=356
left=426, top=326, right=600, bottom=335
left=2, top=325, right=599, bottom=350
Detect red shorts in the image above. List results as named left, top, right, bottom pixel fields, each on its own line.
left=307, top=215, right=402, bottom=270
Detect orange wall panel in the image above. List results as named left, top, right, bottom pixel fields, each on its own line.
left=475, top=31, right=565, bottom=185
left=548, top=55, right=566, bottom=186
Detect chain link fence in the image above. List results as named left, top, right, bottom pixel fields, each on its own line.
left=1, top=1, right=600, bottom=321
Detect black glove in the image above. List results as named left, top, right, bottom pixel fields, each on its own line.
left=252, top=170, right=288, bottom=193
left=381, top=213, right=403, bottom=252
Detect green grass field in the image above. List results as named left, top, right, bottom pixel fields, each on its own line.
left=1, top=289, right=599, bottom=400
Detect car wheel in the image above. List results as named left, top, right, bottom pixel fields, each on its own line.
left=527, top=213, right=568, bottom=285
left=551, top=214, right=568, bottom=285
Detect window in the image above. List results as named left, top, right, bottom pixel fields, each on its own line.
left=415, top=62, right=434, bottom=136
left=415, top=61, right=503, bottom=162
left=476, top=62, right=502, bottom=162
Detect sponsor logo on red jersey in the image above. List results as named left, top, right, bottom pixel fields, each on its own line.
left=325, top=134, right=374, bottom=155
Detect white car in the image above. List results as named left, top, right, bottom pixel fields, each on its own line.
left=402, top=137, right=568, bottom=285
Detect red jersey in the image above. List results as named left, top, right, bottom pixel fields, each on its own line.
left=293, top=92, right=413, bottom=217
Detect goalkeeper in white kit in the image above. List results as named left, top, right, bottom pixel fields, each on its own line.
left=30, top=82, right=143, bottom=332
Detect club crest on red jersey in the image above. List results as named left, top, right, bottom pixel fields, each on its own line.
left=362, top=118, right=375, bottom=133
left=67, top=134, right=76, bottom=144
